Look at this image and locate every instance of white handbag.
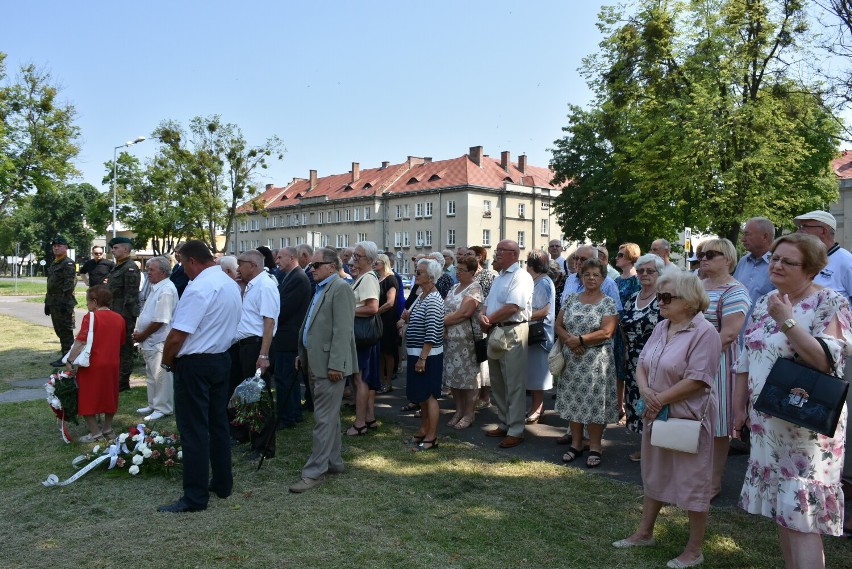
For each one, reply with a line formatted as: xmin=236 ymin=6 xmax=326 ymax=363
xmin=62 ymin=311 xmax=94 ymax=367
xmin=547 ymin=340 xmax=565 ymax=376
xmin=649 ymin=390 xmax=712 ymax=454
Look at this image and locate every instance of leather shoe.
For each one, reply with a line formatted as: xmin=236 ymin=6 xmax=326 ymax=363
xmin=49 ymin=359 xmax=65 ymax=368
xmin=499 ymin=435 xmax=524 ymax=448
xmin=208 ymin=482 xmax=231 ymax=499
xmin=157 ymin=499 xmax=205 ymax=513
xmin=289 ymin=477 xmax=324 ymax=493
xmin=484 ymin=427 xmax=508 ymax=438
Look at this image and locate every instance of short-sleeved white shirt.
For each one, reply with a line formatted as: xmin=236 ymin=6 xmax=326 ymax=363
xmin=352 ymin=271 xmax=380 ymax=308
xmin=235 ymin=271 xmax=280 ymax=341
xmin=172 ymin=265 xmax=242 ymax=357
xmin=134 ymin=278 xmax=178 ymax=351
xmin=484 ymin=262 xmax=533 ymax=322
xmin=815 ymin=244 xmax=852 ymax=302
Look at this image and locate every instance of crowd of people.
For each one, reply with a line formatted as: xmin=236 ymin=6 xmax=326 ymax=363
xmin=44 ymin=208 xmax=852 ymax=567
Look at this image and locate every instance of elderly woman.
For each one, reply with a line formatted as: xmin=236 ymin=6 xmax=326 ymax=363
xmin=403 ymin=258 xmax=445 ymax=450
xmin=466 ymin=245 xmax=495 ymax=409
xmin=525 ymin=250 xmax=556 ymax=423
xmin=734 ymin=233 xmax=851 ymax=568
xmin=555 ymin=258 xmax=619 ymax=467
xmin=374 ymin=253 xmax=400 ymax=393
xmin=64 ymin=285 xmax=126 ymax=442
xmin=620 ymin=253 xmax=665 ymax=461
xmin=614 ymin=270 xmax=721 ymax=569
xmin=698 ymin=237 xmax=751 ymax=497
xmin=346 ymin=241 xmax=382 ymax=436
xmin=442 ymin=256 xmax=483 ymax=429
xmin=218 ymin=255 xmax=245 ymax=293
xmin=614 ymin=242 xmax=642 ymax=421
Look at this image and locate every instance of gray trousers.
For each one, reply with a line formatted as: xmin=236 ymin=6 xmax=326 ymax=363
xmin=301 ymin=372 xmax=347 ymax=479
xmin=487 ymin=323 xmax=529 ymax=438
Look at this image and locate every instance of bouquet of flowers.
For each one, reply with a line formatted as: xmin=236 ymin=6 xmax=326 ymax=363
xmin=45 ymin=371 xmax=79 ymax=443
xmin=229 ymin=369 xmax=274 ymax=433
xmin=42 ymin=423 xmax=182 ymax=487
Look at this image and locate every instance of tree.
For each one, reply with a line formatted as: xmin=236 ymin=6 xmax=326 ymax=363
xmin=551 ymin=1 xmax=840 ymax=247
xmin=0 ymin=53 xmax=81 ymax=214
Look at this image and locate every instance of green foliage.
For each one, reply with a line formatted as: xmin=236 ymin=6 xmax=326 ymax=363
xmin=551 ymin=0 xmax=840 ymax=246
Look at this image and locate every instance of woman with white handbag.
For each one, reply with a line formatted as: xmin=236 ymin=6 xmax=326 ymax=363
xmin=613 ymin=270 xmax=721 ymax=569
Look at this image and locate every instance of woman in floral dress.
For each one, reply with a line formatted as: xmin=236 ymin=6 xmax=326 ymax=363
xmin=554 ymin=258 xmax=619 ymax=468
xmin=614 ymin=242 xmax=642 ymax=421
xmin=734 ymin=233 xmax=851 ymax=569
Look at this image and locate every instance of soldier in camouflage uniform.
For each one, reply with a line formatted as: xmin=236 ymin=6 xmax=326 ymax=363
xmin=46 ymin=235 xmax=78 ymax=367
xmin=107 ymin=237 xmax=141 ymax=391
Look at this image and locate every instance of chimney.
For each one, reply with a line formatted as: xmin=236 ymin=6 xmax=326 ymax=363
xmin=265 ymin=183 xmax=274 ymax=191
xmin=309 ymin=169 xmax=317 ymax=190
xmin=351 ymin=162 xmax=360 ymax=183
xmin=500 ymin=151 xmax=511 ymax=172
xmin=518 ymin=154 xmax=527 ymax=174
xmin=469 ymin=146 xmax=483 ymax=167
xmin=424 ymin=157 xmax=432 ymax=164
xmin=381 ymin=161 xmax=390 ymax=169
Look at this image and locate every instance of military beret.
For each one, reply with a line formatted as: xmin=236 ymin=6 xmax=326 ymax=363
xmin=108 ymin=236 xmax=133 ymax=247
xmin=51 ymin=235 xmax=69 ymax=245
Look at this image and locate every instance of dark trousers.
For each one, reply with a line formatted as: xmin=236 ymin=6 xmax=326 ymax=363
xmin=229 ymin=340 xmax=276 ymax=456
xmin=273 ymin=350 xmax=302 ymax=426
xmin=119 ymin=316 xmax=136 ymax=389
xmin=174 ymin=352 xmax=232 ymax=510
xmin=49 ymin=305 xmax=75 ymax=354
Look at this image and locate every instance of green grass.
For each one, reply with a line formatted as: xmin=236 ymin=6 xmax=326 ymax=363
xmin=0 ymin=314 xmax=847 ymax=569
xmin=0 ymin=279 xmax=48 ymax=296
xmin=0 ymin=314 xmax=64 ymax=386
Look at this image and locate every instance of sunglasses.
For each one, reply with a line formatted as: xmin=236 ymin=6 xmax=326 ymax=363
xmin=697 ymin=250 xmax=724 ymax=260
xmin=616 ymin=252 xmax=625 ymax=258
xmin=636 ymin=268 xmax=657 ymax=275
xmin=656 ymin=292 xmax=682 ymax=305
xmin=310 ymin=261 xmax=332 ymax=270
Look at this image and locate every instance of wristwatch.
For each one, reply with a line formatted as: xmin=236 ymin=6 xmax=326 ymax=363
xmin=780 ymin=318 xmax=797 ymax=333
xmin=161 ymin=363 xmax=173 ymax=372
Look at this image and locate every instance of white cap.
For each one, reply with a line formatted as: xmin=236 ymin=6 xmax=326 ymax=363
xmin=793 ymin=210 xmax=836 ymax=230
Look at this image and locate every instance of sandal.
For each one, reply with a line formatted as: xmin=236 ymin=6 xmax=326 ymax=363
xmin=365 ymin=419 xmax=378 ymax=430
xmin=412 ymin=439 xmax=438 ymax=452
xmin=556 ymin=433 xmax=572 ymax=445
xmin=101 ymin=429 xmax=115 ymax=439
xmin=562 ymin=446 xmax=583 ymax=463
xmin=413 ymin=409 xmax=422 ymax=418
xmin=629 ymin=451 xmax=641 ymax=462
xmin=447 ymin=414 xmax=461 ymax=427
xmin=454 ymin=416 xmax=473 ymax=430
xmin=400 ymin=402 xmax=420 ymax=413
xmin=525 ymin=412 xmax=541 ymax=424
xmin=345 ymin=424 xmax=368 ymax=436
xmin=78 ymin=432 xmax=104 ymax=443
xmin=586 ymin=450 xmax=602 ymax=468
xmin=403 ymin=434 xmax=425 ymax=445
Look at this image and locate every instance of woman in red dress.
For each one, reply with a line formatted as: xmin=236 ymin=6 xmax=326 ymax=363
xmin=64 ymin=285 xmax=126 ymax=442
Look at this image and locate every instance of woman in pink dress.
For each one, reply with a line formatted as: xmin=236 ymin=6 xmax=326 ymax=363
xmin=613 ymin=270 xmax=721 ymax=569
xmin=64 ymin=285 xmax=126 ymax=442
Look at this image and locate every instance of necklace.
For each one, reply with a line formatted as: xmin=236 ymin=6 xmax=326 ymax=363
xmin=638 ymin=289 xmax=654 ymax=300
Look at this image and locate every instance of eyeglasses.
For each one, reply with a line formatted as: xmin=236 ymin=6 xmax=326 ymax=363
xmin=769 ymin=256 xmax=803 ymax=268
xmin=574 ymin=256 xmax=588 ymax=263
xmin=796 ymin=223 xmax=824 ymax=231
xmin=656 ymin=292 xmax=682 ymax=305
xmin=697 ymin=250 xmax=724 ymax=260
xmin=616 ymin=252 xmax=625 ymax=258
xmin=310 ymin=261 xmax=332 ymax=270
xmin=636 ymin=268 xmax=657 ymax=275
xmin=581 ymin=272 xmax=601 ymax=279
xmin=237 ymin=259 xmax=255 ymax=265
xmin=351 ymin=253 xmax=365 ymax=261
xmin=494 ymin=248 xmax=517 ymax=254
xmin=92 ymin=251 xmax=104 ymax=256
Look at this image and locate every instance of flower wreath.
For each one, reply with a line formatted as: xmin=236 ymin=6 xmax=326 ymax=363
xmin=45 ymin=371 xmax=79 ymax=443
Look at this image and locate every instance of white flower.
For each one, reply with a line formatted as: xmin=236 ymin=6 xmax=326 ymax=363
xmin=154 ymin=436 xmax=164 ymax=444
xmin=92 ymin=445 xmax=100 ymax=454
xmin=128 ymin=465 xmax=140 ymax=475
xmin=132 ymin=454 xmax=144 ymax=465
xmin=141 ymin=448 xmax=152 ymax=459
xmin=45 ymin=384 xmax=55 ymax=395
xmin=132 ymin=434 xmax=143 ymax=442
xmin=136 ymin=442 xmax=148 ymax=453
xmin=118 ymin=433 xmax=129 ymax=443
xmin=176 ymin=451 xmax=183 ymax=460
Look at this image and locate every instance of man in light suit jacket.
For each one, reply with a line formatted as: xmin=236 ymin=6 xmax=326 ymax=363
xmin=289 ymin=248 xmax=358 ymax=493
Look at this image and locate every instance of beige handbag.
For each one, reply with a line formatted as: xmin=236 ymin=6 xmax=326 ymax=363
xmin=547 ymin=340 xmax=565 ymax=376
xmin=649 ymin=390 xmax=712 ymax=454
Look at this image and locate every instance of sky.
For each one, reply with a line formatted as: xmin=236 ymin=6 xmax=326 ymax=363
xmin=3 ymin=1 xmax=610 ymax=193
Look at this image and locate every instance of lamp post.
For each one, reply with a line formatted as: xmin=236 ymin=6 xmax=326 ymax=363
xmin=111 ymin=136 xmax=147 ymax=239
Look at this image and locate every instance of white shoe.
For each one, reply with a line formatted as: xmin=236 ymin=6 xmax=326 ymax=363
xmin=137 ymin=407 xmax=153 ymax=414
xmin=144 ymin=411 xmax=165 ymax=421
xmin=667 ymin=553 xmax=704 ymax=568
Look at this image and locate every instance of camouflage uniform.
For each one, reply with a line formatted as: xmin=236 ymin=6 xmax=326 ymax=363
xmin=46 ymin=254 xmax=77 ymax=354
xmin=108 ymin=258 xmax=141 ymax=390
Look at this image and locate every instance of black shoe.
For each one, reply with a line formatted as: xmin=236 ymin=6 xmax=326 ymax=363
xmin=157 ymin=499 xmax=205 ymax=513
xmin=49 ymin=359 xmax=65 ymax=368
xmin=208 ymin=482 xmax=231 ymax=500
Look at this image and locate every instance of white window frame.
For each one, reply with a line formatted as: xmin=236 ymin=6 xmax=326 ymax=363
xmin=394 ymin=232 xmax=403 ymax=247
xmin=415 ymin=203 xmax=423 ymax=218
xmin=541 ymin=219 xmax=549 ymax=235
xmin=518 ymin=203 xmax=526 ymax=218
xmin=396 ymin=205 xmax=403 ymax=220
xmin=518 ymin=231 xmax=526 ymax=248
xmin=482 ymin=229 xmax=491 ymax=247
xmin=425 ymin=202 xmax=433 ymax=217
xmin=447 ymin=200 xmax=456 ymax=216
xmin=425 ymin=230 xmax=433 ymax=246
xmin=364 ymin=207 xmax=371 ymax=220
xmin=447 ymin=229 xmax=456 ymax=246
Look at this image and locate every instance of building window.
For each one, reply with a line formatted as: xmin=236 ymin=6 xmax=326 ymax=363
xmin=416 ymin=230 xmax=425 ymax=247
xmin=447 ymin=229 xmax=456 ymax=246
xmin=403 ymin=232 xmax=410 ymax=247
xmin=354 ymin=208 xmax=360 ymax=221
xmin=518 ymin=203 xmax=526 ymax=218
xmin=344 ymin=209 xmax=351 ymax=222
xmin=364 ymin=207 xmax=371 ymax=220
xmin=541 ymin=219 xmax=548 ymax=235
xmin=336 ymin=210 xmax=342 ymax=222
xmin=336 ymin=234 xmax=344 ymax=248
xmin=403 ymin=204 xmax=410 ymax=219
xmin=484 ymin=200 xmax=491 ymax=213
xmin=328 ymin=210 xmax=333 ymax=223
xmin=239 ymin=240 xmax=246 ymax=251
xmin=267 ymin=238 xmax=274 ymax=247
xmin=425 ymin=230 xmax=433 ymax=246
xmin=295 ymin=236 xmax=303 ymax=245
xmin=240 ymin=220 xmax=248 ymax=231
xmin=321 ymin=235 xmax=329 ymax=247
xmin=251 ymin=219 xmax=260 ymax=231
xmin=396 ymin=205 xmax=403 ymax=220
xmin=415 ymin=203 xmax=423 ymax=218
xmin=357 ymin=232 xmax=367 ymax=242
xmin=447 ymin=201 xmax=456 ymax=216
xmin=302 ymin=213 xmax=308 ymax=225
xmin=318 ymin=211 xmax=324 ymax=225
xmin=280 ymin=237 xmax=286 ymax=248
xmin=518 ymin=231 xmax=525 ymax=248
xmin=482 ymin=229 xmax=491 ymax=247
xmin=425 ymin=202 xmax=433 ymax=217
xmin=395 ymin=232 xmax=403 ymax=247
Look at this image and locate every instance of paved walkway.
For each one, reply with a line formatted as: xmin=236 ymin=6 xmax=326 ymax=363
xmin=0 ymin=293 xmax=748 ymax=508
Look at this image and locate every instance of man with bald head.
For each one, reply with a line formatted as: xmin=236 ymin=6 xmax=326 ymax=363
xmin=548 ymin=239 xmax=567 ymax=274
xmin=560 ymin=245 xmax=623 ymax=311
xmin=479 ymin=239 xmax=534 ymax=449
xmin=650 ymin=239 xmax=672 ymax=267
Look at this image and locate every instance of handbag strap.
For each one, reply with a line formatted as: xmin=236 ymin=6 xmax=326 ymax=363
xmin=85 ymin=311 xmax=95 ymax=347
xmin=814 ymin=337 xmax=839 ymax=378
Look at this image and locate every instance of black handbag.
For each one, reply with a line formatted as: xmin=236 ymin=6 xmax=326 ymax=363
xmin=470 ymin=319 xmax=488 ymax=364
xmin=527 ymin=321 xmax=546 ymax=345
xmin=354 ymin=315 xmax=382 ymax=349
xmin=753 ymin=337 xmax=849 ymax=437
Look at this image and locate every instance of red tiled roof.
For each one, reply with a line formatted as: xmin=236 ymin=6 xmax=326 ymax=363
xmin=239 ymin=148 xmax=561 ymax=213
xmin=833 ymin=150 xmax=852 ymax=180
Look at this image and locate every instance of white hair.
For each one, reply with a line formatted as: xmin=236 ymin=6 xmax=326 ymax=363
xmin=354 ymin=240 xmax=378 ymax=262
xmin=417 ymin=258 xmax=442 ymax=282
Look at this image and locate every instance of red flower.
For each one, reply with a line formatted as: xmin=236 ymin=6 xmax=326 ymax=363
xmin=128 ymin=426 xmax=139 ymax=436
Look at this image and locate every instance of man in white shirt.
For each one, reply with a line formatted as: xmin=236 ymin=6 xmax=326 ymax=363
xmin=650 ymin=238 xmax=673 ymax=267
xmin=596 ymin=245 xmax=621 ymax=281
xmin=479 ymin=239 xmax=534 ymax=449
xmin=560 ymin=245 xmax=623 ymax=311
xmin=132 ymin=256 xmax=178 ymax=422
xmin=794 ymin=210 xmax=852 ymax=301
xmin=158 ymin=240 xmax=242 ymax=513
xmin=549 ymin=239 xmax=567 ymax=274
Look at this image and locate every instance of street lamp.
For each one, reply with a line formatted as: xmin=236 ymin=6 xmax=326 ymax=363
xmin=111 ymin=136 xmax=147 ymax=239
